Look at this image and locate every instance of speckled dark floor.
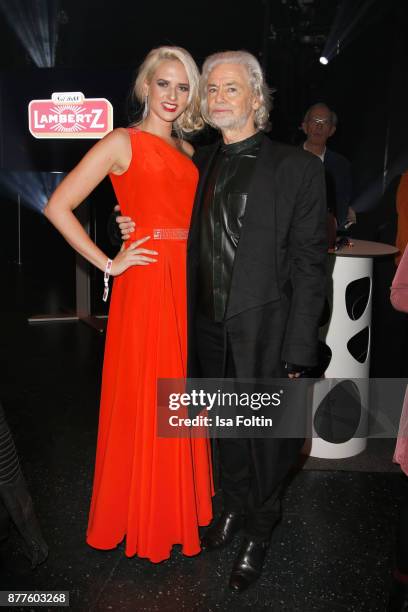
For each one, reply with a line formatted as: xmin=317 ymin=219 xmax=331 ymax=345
xmin=0 ymin=466 xmax=403 ymax=611
xmin=0 ymin=267 xmax=405 ymax=611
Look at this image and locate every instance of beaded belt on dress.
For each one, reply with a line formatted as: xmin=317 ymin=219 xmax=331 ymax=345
xmin=152 ymin=228 xmax=189 ymax=240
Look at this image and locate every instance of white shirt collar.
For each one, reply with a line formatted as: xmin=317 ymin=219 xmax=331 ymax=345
xmin=303 ymin=142 xmax=326 ymax=162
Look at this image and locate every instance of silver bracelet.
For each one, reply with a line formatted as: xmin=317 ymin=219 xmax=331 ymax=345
xmin=103 ymin=258 xmax=113 ymax=302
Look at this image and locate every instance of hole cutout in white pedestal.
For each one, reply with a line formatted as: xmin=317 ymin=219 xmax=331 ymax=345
xmin=314 ymin=380 xmax=361 ymax=443
xmin=347 ymin=327 xmax=369 ymax=363
xmin=345 ymin=277 xmax=371 ymax=320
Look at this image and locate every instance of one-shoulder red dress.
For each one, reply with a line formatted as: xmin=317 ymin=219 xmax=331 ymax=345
xmin=86 ymin=129 xmax=213 ymax=563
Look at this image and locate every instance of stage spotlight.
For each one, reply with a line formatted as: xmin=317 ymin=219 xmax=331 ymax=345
xmin=0 ymin=0 xmax=60 ymax=68
xmin=319 ymin=56 xmax=329 ymax=65
xmin=0 ymin=171 xmax=65 ymax=213
xmin=320 ymin=0 xmax=384 ymax=68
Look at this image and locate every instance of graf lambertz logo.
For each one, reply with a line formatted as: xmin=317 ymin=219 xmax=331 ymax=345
xmin=28 ymin=92 xmax=113 ymax=139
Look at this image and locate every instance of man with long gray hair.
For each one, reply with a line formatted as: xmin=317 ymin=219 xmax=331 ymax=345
xmin=116 ymin=50 xmax=327 ymax=592
xmin=190 ymin=50 xmax=326 ymax=591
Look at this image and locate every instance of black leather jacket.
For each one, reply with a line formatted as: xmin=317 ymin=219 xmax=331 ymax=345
xmin=197 ymin=131 xmax=263 ymax=321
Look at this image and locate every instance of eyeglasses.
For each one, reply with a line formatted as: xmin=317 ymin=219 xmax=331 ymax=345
xmin=308 ymin=118 xmax=332 ymax=126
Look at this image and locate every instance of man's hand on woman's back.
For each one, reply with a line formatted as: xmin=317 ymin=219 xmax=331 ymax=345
xmin=109 ymin=204 xmax=136 ymax=243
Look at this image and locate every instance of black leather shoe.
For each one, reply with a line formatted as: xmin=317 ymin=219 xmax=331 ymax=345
xmin=200 ymin=511 xmax=245 ymax=551
xmin=229 ymin=537 xmax=269 ymax=592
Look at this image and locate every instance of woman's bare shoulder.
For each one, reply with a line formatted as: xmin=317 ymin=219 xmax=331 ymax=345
xmin=104 ymin=127 xmax=131 ymax=146
xmin=101 ymin=128 xmax=132 ymax=174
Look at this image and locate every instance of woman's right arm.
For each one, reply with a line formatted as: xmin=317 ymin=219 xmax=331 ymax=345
xmin=43 ymin=128 xmax=157 ymax=275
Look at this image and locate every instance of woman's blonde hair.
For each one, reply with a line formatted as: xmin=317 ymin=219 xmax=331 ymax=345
xmin=131 ymin=46 xmax=203 ymax=134
xmin=200 ymin=50 xmax=273 ymax=131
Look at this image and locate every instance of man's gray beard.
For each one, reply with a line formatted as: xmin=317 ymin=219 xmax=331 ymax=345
xmin=209 ymin=109 xmax=252 ymax=131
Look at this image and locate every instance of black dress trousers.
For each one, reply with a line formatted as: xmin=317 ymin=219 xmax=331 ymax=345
xmin=195 ymin=312 xmax=284 ymax=540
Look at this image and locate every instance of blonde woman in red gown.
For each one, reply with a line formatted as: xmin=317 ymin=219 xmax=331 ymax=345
xmin=44 ymin=47 xmax=213 ymax=563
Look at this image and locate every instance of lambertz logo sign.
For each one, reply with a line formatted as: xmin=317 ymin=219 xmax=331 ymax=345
xmin=28 ymin=92 xmax=113 ymax=139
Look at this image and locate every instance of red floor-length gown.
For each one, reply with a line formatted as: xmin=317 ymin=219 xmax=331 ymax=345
xmin=86 ymin=129 xmax=213 ymax=562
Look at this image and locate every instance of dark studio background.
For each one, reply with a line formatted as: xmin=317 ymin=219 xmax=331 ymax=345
xmin=1 ymin=0 xmax=408 ymax=373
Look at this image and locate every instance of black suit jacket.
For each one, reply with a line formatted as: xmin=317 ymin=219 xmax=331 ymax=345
xmin=187 ymin=133 xmax=328 ymax=378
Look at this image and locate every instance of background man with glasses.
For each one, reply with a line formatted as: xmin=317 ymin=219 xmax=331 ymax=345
xmin=302 ymin=102 xmax=354 ymax=228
